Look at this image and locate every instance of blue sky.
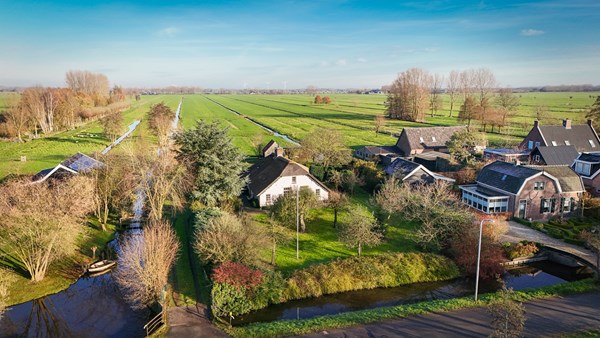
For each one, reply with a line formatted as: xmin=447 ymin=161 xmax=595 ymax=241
xmin=1 ymin=0 xmax=599 ymax=88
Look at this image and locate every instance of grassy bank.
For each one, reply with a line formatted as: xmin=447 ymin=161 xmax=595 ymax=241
xmin=225 ymin=278 xmax=600 ymax=338
xmin=4 ymin=220 xmax=116 ymax=306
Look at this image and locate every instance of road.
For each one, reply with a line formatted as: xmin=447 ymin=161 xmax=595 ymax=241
xmin=296 ymin=292 xmax=600 ymax=338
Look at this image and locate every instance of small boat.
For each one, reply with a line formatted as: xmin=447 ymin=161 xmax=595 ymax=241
xmin=88 ymin=260 xmax=116 ymax=274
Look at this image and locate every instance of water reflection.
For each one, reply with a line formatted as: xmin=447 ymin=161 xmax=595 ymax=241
xmin=232 ymin=261 xmax=594 ymax=326
xmin=1 ymin=273 xmax=149 ymax=338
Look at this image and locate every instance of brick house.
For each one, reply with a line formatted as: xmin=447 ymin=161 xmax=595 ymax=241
xmin=520 ymin=119 xmax=600 ymax=152
xmin=572 ymin=152 xmax=600 ymax=195
xmin=459 ymin=161 xmax=584 ymax=221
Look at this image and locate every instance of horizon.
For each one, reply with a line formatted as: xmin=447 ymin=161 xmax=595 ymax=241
xmin=1 ymin=0 xmax=599 ymax=89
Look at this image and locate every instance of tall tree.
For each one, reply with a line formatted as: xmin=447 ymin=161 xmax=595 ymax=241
xmin=338 ymin=205 xmax=382 ymax=256
xmin=386 ymin=68 xmax=432 ymax=122
xmin=447 ymin=70 xmax=460 ymax=117
xmin=174 ymin=121 xmax=247 ymax=208
xmin=495 ymin=88 xmax=519 ymax=134
xmin=458 ymin=96 xmax=478 ymax=130
xmin=0 ymin=176 xmax=95 ymax=281
xmin=487 ymin=286 xmax=526 ymax=338
xmin=298 ymin=128 xmax=351 ymax=169
xmin=100 ymin=111 xmax=123 ymax=142
xmin=65 ymin=70 xmax=110 ymax=106
xmin=447 ymin=129 xmax=487 ymax=165
xmin=374 ymin=115 xmax=386 ymax=136
xmin=327 ymin=190 xmax=349 ymax=228
xmin=148 ymin=102 xmax=175 ymax=147
xmin=472 ymin=68 xmax=497 ymax=129
xmin=429 ymin=73 xmax=444 ymax=117
xmin=114 ymin=220 xmax=180 ymax=309
xmin=4 ymin=93 xmax=32 ymax=141
xmin=270 ymin=186 xmax=320 ymax=232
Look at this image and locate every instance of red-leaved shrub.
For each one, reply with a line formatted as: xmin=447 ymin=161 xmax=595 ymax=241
xmin=212 ymin=262 xmax=262 ymax=290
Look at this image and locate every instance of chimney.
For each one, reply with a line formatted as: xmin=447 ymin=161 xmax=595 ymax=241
xmin=563 ymin=118 xmax=571 ymax=129
xmin=588 ymin=119 xmax=593 ymax=126
xmin=533 ymin=120 xmax=539 ymax=128
xmin=275 ymin=147 xmax=284 ymax=157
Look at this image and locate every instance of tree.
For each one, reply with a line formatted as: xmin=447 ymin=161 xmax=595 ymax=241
xmin=586 ymin=96 xmax=600 ymax=128
xmin=429 ymin=73 xmax=444 ymax=117
xmin=450 ymin=223 xmax=505 ymax=279
xmin=322 ymin=96 xmax=331 ymax=104
xmin=100 ymin=111 xmax=123 ymax=142
xmin=534 ymin=105 xmax=548 ymax=122
xmin=338 ymin=205 xmax=382 ymax=256
xmin=298 ymin=128 xmax=351 ymax=169
xmin=148 ymin=102 xmax=175 ymax=147
xmin=327 ymin=190 xmax=349 ymax=228
xmin=386 ymin=68 xmax=431 ymax=122
xmin=458 ymin=96 xmax=478 ymax=130
xmin=266 ymin=217 xmax=289 ymax=265
xmin=472 ymin=68 xmax=497 ymax=116
xmin=374 ymin=115 xmax=386 ymax=136
xmin=194 ymin=212 xmax=265 ymax=265
xmin=488 ymin=286 xmax=526 ymax=338
xmin=447 ymin=70 xmax=460 ymax=117
xmin=447 ymin=129 xmax=487 ymax=165
xmin=65 ymin=70 xmax=110 ymax=106
xmin=495 ymin=88 xmax=519 ymax=134
xmin=114 ymin=220 xmax=180 ymax=309
xmin=3 ymin=93 xmax=32 ymax=141
xmin=0 ymin=176 xmax=95 ymax=281
xmin=270 ymin=186 xmax=320 ymax=232
xmin=314 ymin=95 xmax=323 ymax=104
xmin=174 ymin=121 xmax=247 ymax=208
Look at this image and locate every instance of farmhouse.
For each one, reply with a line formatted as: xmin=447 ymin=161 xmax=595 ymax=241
xmin=395 ymin=125 xmax=467 ymax=156
xmin=245 ymin=153 xmax=330 ymax=207
xmin=33 ymin=152 xmax=104 ymax=183
xmin=460 ymin=161 xmax=584 ymax=221
xmin=529 ymin=145 xmax=579 ymax=166
xmin=384 ymin=158 xmax=454 ymax=184
xmin=520 ymin=119 xmax=600 ymax=152
xmin=571 ymin=152 xmax=600 ymax=195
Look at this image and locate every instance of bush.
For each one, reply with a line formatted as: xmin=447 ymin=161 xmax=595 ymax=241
xmin=213 ymin=262 xmax=263 ymax=290
xmin=309 ymin=165 xmax=326 ymax=181
xmin=504 ymin=241 xmax=539 ymax=260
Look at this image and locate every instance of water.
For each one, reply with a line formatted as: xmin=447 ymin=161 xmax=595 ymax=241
xmin=232 ymin=261 xmax=594 ymax=326
xmin=0 ymin=273 xmax=149 ymax=338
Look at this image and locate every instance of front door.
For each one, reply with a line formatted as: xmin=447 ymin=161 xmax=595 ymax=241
xmin=518 ymin=199 xmax=527 ymax=219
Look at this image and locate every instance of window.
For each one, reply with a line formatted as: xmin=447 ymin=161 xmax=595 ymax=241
xmin=589 ymin=140 xmax=596 ymax=148
xmin=575 ymin=162 xmax=591 ymax=176
xmin=432 ymin=136 xmax=437 ymax=142
xmin=535 ymin=142 xmax=541 ymax=148
xmin=570 ymin=197 xmax=576 ymax=212
xmin=534 ymin=155 xmax=541 ymax=162
xmin=565 ymin=140 xmax=571 ymax=146
xmin=528 ymin=141 xmax=534 ymax=149
xmin=551 ymin=141 xmax=557 ymax=146
xmin=266 ymin=194 xmax=272 ymax=205
xmin=419 ymin=137 xmax=424 ymax=143
xmin=540 ymin=198 xmax=555 ymax=213
xmin=534 ymin=182 xmax=545 ymax=190
xmin=501 ymin=174 xmax=507 ymax=181
xmin=292 ymin=176 xmax=297 ymax=184
xmin=283 ymin=187 xmax=292 ymax=196
xmin=315 ymin=189 xmax=320 ymax=198
xmin=561 ymin=197 xmax=570 ymax=212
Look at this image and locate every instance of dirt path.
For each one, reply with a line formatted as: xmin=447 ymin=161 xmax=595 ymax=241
xmin=295 ymin=292 xmax=600 ymax=338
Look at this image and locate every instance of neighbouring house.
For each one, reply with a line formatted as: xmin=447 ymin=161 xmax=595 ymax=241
xmin=395 ymin=125 xmax=467 ymax=156
xmin=529 ymin=145 xmax=579 ymax=166
xmin=413 ymin=151 xmax=452 ymax=172
xmin=459 ymin=161 xmax=584 ymax=220
xmin=262 ymin=140 xmax=280 ymax=157
xmin=33 ymin=152 xmax=104 ymax=183
xmin=353 ymin=145 xmax=402 ymax=164
xmin=572 ymin=152 xmax=600 ymax=195
xmin=520 ymin=119 xmax=600 ymax=152
xmin=484 ymin=148 xmax=530 ymax=164
xmin=384 ymin=158 xmax=455 ymax=185
xmin=245 ymin=153 xmax=330 ymax=207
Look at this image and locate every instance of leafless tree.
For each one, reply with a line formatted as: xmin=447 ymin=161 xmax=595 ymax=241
xmin=65 ymin=70 xmax=110 ymax=106
xmin=0 ymin=176 xmax=95 ymax=281
xmin=328 ymin=190 xmax=349 ymax=227
xmin=459 ymin=96 xmax=478 ymax=130
xmin=459 ymin=69 xmax=475 ymax=101
xmin=3 ymin=93 xmax=32 ymax=141
xmin=488 ymin=286 xmax=526 ymax=338
xmin=338 ymin=205 xmax=382 ymax=256
xmin=194 ymin=212 xmax=265 ymax=265
xmin=148 ymin=102 xmax=175 ymax=147
xmin=495 ymin=88 xmax=519 ymax=134
xmin=374 ymin=115 xmax=386 ymax=136
xmin=447 ymin=70 xmax=460 ymax=117
xmin=429 ymin=73 xmax=444 ymax=117
xmin=472 ymin=68 xmax=497 ymax=129
xmin=297 ymin=128 xmax=352 ymax=168
xmin=114 ymin=220 xmax=180 ymax=309
xmin=386 ymin=68 xmax=432 ymax=122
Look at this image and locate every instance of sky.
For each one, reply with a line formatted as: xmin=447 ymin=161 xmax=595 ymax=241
xmin=1 ymin=0 xmax=599 ymax=89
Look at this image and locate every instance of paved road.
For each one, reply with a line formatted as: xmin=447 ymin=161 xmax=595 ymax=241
xmin=502 ymin=221 xmax=597 ymax=268
xmin=296 ymin=292 xmax=600 ymax=338
xmin=166 ymin=303 xmax=229 ymax=338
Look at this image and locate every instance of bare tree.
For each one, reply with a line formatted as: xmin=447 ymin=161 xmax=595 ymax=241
xmin=148 ymin=102 xmax=175 ymax=147
xmin=386 ymin=68 xmax=432 ymax=122
xmin=114 ymin=220 xmax=180 ymax=309
xmin=447 ymin=70 xmax=460 ymax=117
xmin=495 ymin=88 xmax=519 ymax=134
xmin=472 ymin=68 xmax=497 ymax=129
xmin=534 ymin=105 xmax=548 ymax=122
xmin=374 ymin=115 xmax=386 ymax=136
xmin=100 ymin=111 xmax=123 ymax=142
xmin=488 ymin=286 xmax=526 ymax=338
xmin=266 ymin=217 xmax=289 ymax=265
xmin=338 ymin=205 xmax=382 ymax=256
xmin=194 ymin=212 xmax=265 ymax=265
xmin=65 ymin=70 xmax=110 ymax=106
xmin=0 ymin=176 xmax=95 ymax=281
xmin=3 ymin=93 xmax=32 ymax=141
xmin=429 ymin=73 xmax=444 ymax=117
xmin=459 ymin=69 xmax=475 ymax=101
xmin=298 ymin=128 xmax=351 ymax=168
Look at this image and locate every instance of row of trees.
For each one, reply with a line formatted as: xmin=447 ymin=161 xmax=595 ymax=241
xmin=0 ymin=71 xmax=128 ymax=141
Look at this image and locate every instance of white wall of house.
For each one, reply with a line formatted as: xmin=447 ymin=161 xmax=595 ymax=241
xmin=258 ymin=174 xmax=329 ymax=207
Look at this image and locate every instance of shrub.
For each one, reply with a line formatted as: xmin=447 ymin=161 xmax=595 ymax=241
xmin=309 ymin=165 xmax=326 ymax=181
xmin=213 ymin=262 xmax=263 ymax=290
xmin=504 ymin=241 xmax=539 ymax=260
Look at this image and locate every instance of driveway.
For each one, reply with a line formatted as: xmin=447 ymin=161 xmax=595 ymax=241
xmin=502 ymin=221 xmax=597 ymax=268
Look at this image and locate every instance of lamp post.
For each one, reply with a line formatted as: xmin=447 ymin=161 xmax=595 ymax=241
xmin=295 ymin=185 xmax=299 ymax=260
xmin=475 ymin=218 xmax=495 ymax=302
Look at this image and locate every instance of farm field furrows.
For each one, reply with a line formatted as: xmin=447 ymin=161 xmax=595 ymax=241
xmin=179 ymin=95 xmax=292 ymax=155
xmin=208 ymin=95 xmax=398 ymax=148
xmin=0 ymin=95 xmax=180 ymax=180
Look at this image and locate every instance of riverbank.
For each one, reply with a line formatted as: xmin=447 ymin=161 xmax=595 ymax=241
xmin=5 ymin=220 xmax=116 ymax=306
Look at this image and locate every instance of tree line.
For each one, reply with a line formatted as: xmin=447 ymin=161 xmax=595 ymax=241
xmin=0 ymin=70 xmax=129 ymax=141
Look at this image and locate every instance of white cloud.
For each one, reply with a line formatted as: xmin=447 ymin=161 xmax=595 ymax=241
xmin=357 ymin=57 xmax=367 ymax=63
xmin=335 ymin=59 xmax=347 ymax=66
xmin=521 ymin=28 xmax=545 ymax=36
xmin=158 ymin=27 xmax=179 ymax=37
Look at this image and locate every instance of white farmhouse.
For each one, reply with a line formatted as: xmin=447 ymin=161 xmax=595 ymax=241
xmin=245 ymin=153 xmax=330 ymax=207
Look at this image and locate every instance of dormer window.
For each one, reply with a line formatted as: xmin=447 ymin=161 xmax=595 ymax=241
xmin=575 ymin=162 xmax=591 ymax=176
xmin=589 ymin=140 xmax=596 ymax=148
xmin=551 ymin=141 xmax=557 ymax=146
xmin=565 ymin=140 xmax=571 ymax=146
xmin=419 ymin=137 xmax=424 ymax=143
xmin=432 ymin=136 xmax=436 ymax=142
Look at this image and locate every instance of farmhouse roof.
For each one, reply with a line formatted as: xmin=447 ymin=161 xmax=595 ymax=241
xmin=60 ymin=152 xmax=104 ymax=172
xmin=525 ymin=165 xmax=584 ymax=193
xmin=536 ymin=119 xmax=600 ymax=152
xmin=384 ymin=157 xmax=421 ymax=176
xmin=246 ymin=155 xmax=328 ymax=195
xmin=533 ymin=145 xmax=579 ymax=165
xmin=477 ymin=161 xmax=540 ymax=194
xmin=360 ymin=145 xmax=402 ymax=155
xmin=401 ymin=126 xmax=466 ymax=151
